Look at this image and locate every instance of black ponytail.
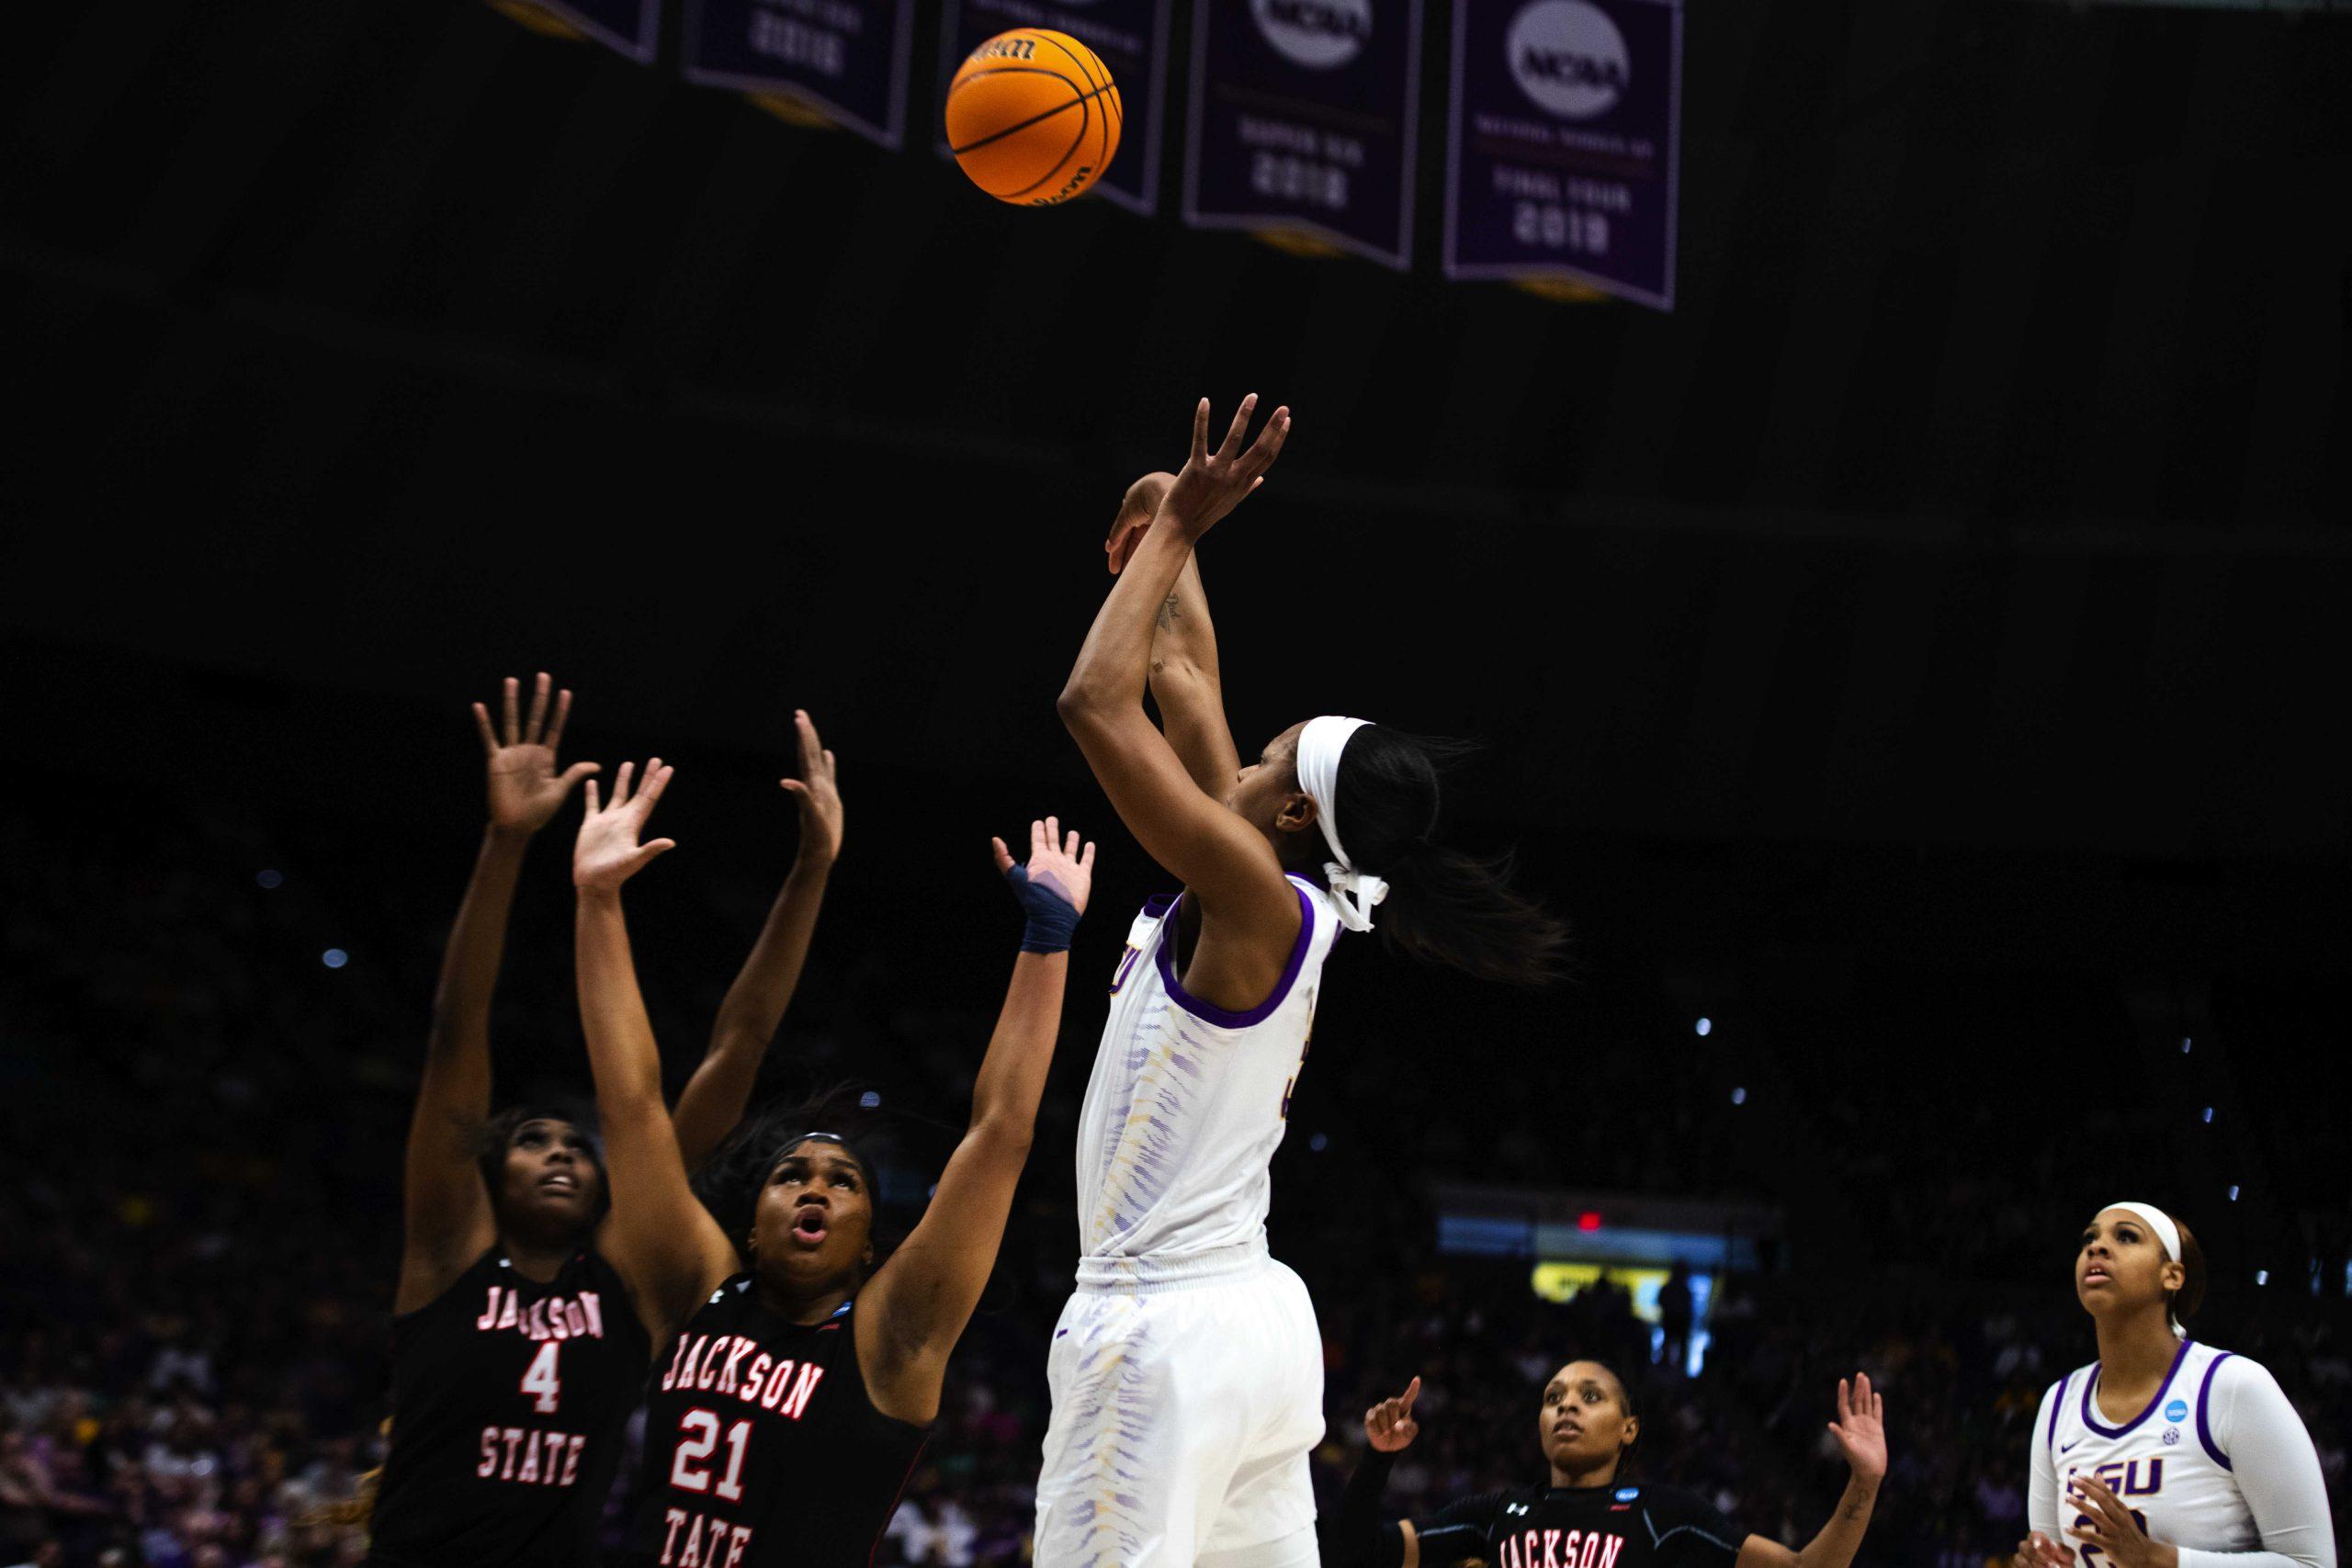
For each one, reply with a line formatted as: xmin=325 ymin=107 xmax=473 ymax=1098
xmin=1328 ymin=728 xmax=1568 ymax=986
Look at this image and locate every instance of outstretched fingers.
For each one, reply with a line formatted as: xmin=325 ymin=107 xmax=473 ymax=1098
xmin=1190 ymin=397 xmax=1211 ymax=464
xmin=1243 ymin=406 xmax=1291 ymax=478
xmin=635 ymin=760 xmax=673 ymax=814
xmin=611 ymin=761 xmax=636 ymax=808
xmin=991 ymin=836 xmax=1015 ymax=875
xmin=796 ymin=709 xmax=827 ymax=776
xmin=501 ymin=676 xmax=521 ymax=746
xmin=523 ymin=671 xmax=550 ymax=743
xmin=544 ymin=687 xmax=574 ymax=754
xmin=472 ymin=700 xmax=499 ymax=755
xmin=1218 ymin=393 xmax=1259 ymax=460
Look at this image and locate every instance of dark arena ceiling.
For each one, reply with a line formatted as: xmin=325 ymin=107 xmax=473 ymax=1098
xmin=3 ymin=0 xmax=2346 ymax=874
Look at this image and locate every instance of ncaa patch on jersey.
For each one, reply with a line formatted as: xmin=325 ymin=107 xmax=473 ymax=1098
xmin=2165 ymin=1399 xmax=2190 ymax=1422
xmin=1614 ymin=1486 xmax=1640 ymax=1501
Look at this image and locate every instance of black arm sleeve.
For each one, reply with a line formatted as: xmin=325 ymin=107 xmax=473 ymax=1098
xmin=1409 ymin=1490 xmax=1510 ymax=1566
xmin=1640 ymin=1483 xmax=1747 ymax=1563
xmin=1317 ymin=1450 xmax=1405 ymax=1568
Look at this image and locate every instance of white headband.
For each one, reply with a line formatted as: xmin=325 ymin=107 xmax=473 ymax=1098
xmin=2104 ymin=1201 xmax=2188 ymax=1338
xmin=1295 ymin=716 xmax=1387 ymax=933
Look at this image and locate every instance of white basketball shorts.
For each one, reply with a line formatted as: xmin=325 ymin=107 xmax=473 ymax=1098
xmin=1033 ymin=1241 xmax=1325 ymax=1568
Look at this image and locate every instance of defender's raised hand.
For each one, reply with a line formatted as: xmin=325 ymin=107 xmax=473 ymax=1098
xmin=778 ymin=709 xmax=843 ymax=867
xmin=1364 ymin=1376 xmax=1423 ymax=1454
xmin=1159 ymin=395 xmax=1291 ymax=539
xmin=994 ymin=817 xmax=1095 ymax=914
xmin=1827 ymin=1374 xmax=1888 ymax=1484
xmin=574 ymin=761 xmax=677 ymax=895
xmin=993 ymin=818 xmax=1096 ymax=955
xmin=474 ymin=672 xmax=598 ymax=836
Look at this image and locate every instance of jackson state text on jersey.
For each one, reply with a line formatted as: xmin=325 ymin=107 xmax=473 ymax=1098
xmin=468 ymin=1279 xmax=614 ymax=1487
xmin=1407 ymin=1482 xmax=1745 ymax=1568
xmin=627 ymin=1283 xmax=928 ymax=1568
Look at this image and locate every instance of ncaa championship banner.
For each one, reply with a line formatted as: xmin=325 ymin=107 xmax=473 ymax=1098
xmin=1183 ymin=0 xmax=1424 ymax=268
xmin=488 ymin=0 xmax=662 ymax=62
xmin=938 ymin=0 xmax=1171 ymax=215
xmin=1444 ymin=0 xmax=1681 ymax=309
xmin=685 ymin=0 xmax=917 ymax=146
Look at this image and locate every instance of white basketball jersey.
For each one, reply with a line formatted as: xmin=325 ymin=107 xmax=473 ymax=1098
xmin=2040 ymin=1341 xmax=2259 ymax=1557
xmin=1074 ymin=878 xmax=1340 ymax=1259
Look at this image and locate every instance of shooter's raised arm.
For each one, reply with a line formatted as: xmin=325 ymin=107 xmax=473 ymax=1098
xmin=1057 ymin=396 xmax=1291 ymax=921
xmin=1109 ymin=471 xmax=1242 ymax=801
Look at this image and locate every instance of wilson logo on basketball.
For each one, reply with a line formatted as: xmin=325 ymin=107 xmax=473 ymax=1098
xmin=1249 ymin=0 xmax=1372 ymax=71
xmin=1506 ymin=0 xmax=1630 ymax=121
xmin=1036 ymin=164 xmax=1098 ymax=207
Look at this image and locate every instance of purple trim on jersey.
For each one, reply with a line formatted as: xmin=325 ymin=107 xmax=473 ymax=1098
xmin=1142 ymin=893 xmax=1180 ymax=919
xmin=2194 ymin=1351 xmax=2235 ymax=1470
xmin=1152 ymin=884 xmax=1316 ymax=1029
xmin=2048 ymin=1372 xmax=2075 ymax=1451
xmin=2082 ymin=1338 xmax=2195 ymax=1439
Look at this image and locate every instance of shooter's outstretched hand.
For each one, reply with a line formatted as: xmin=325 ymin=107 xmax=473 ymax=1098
xmin=1159 ymin=395 xmax=1290 ymax=540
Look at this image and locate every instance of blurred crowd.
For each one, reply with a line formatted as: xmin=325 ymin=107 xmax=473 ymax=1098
xmin=5 ymin=788 xmax=2346 ymax=1567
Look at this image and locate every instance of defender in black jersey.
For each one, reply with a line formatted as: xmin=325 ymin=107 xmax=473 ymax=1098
xmin=369 ymin=682 xmax=842 ymax=1567
xmin=572 ymin=773 xmax=1094 ymax=1568
xmin=1321 ymin=1361 xmax=1887 ymax=1568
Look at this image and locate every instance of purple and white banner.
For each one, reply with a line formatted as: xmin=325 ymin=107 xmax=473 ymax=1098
xmin=492 ymin=0 xmax=662 ymax=62
xmin=1183 ymin=0 xmax=1423 ymax=268
xmin=937 ymin=0 xmax=1170 ymax=214
xmin=1444 ymin=0 xmax=1681 ymax=309
xmin=685 ymin=0 xmax=917 ymax=146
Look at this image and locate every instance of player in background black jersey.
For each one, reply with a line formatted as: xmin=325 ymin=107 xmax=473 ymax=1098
xmin=571 ymin=761 xmax=1094 ymax=1568
xmin=1321 ymin=1360 xmax=1887 ymax=1568
xmin=366 ymin=678 xmax=844 ymax=1568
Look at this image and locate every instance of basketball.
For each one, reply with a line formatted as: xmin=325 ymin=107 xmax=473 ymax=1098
xmin=945 ymin=29 xmax=1121 ymax=207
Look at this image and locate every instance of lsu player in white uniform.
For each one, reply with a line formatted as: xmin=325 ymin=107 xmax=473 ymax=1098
xmin=2018 ymin=1202 xmax=2335 ymax=1568
xmin=1043 ymin=397 xmax=1567 ymax=1568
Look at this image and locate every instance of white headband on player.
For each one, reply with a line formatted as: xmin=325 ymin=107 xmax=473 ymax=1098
xmin=2104 ymin=1201 xmax=2188 ymax=1338
xmin=1295 ymin=716 xmax=1387 ymax=934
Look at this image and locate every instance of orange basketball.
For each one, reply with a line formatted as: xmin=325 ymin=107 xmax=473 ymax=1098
xmin=946 ymin=29 xmax=1121 ymax=207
